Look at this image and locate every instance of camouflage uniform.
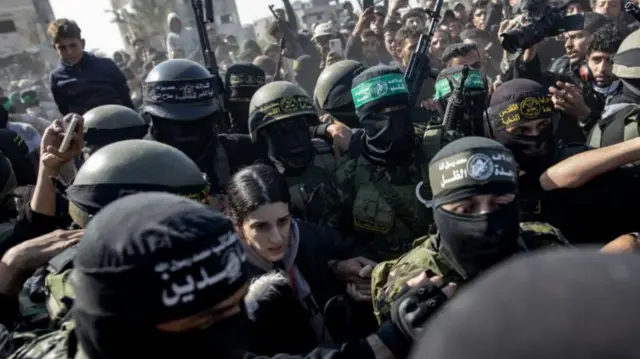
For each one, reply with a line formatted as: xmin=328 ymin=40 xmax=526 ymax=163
xmin=249 ymin=81 xmax=341 ymax=226
xmin=371 ymin=222 xmax=570 ymax=323
xmin=329 ymin=137 xmax=432 ymax=261
xmin=7 ymin=321 xmax=78 ymax=359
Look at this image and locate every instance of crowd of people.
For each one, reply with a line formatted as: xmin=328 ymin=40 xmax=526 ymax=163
xmin=0 ymin=0 xmax=640 ymax=357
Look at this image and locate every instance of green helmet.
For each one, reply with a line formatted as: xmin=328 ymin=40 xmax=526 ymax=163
xmin=83 ymin=105 xmax=148 ymax=156
xmin=314 ymin=60 xmax=364 ymax=110
xmin=67 ymin=139 xmax=209 ymax=227
xmin=612 ymin=28 xmax=640 ymax=79
xmin=248 ymin=81 xmax=316 ymax=142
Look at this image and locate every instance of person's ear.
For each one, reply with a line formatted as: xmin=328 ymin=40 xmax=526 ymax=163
xmin=234 ymin=224 xmax=246 ymax=242
xmin=80 ymin=38 xmax=86 ymax=50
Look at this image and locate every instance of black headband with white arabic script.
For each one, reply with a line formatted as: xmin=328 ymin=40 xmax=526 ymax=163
xmin=143 ymin=78 xmax=217 ymax=104
xmin=429 ymin=148 xmax=518 ymax=206
xmin=72 ymin=231 xmax=248 ymax=323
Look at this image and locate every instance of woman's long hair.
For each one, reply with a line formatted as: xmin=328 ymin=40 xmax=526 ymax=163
xmin=225 ymin=164 xmax=290 ymax=226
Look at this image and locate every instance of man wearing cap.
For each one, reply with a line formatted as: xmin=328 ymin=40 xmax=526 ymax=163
xmin=311 ymin=22 xmax=340 ymax=69
xmin=371 ymin=136 xmax=568 ymax=323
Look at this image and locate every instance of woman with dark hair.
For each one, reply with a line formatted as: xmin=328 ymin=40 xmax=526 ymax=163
xmin=226 ymin=163 xmax=378 ymax=355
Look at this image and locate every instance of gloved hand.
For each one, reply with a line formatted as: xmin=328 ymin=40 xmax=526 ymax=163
xmin=376 ymin=274 xmax=456 ymax=358
xmin=392 ymin=273 xmax=456 ymax=341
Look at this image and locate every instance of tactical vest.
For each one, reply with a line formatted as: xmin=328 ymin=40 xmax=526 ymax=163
xmin=588 ymin=104 xmax=640 ymax=148
xmin=370 ymin=221 xmax=570 ymax=323
xmin=287 ymin=139 xmax=336 ymax=222
xmin=8 ymin=321 xmax=77 ymax=359
xmin=44 ymin=246 xmax=77 ymax=327
xmin=350 ymin=140 xmax=430 ymax=260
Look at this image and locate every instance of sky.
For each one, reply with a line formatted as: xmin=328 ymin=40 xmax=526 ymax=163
xmin=47 ymin=0 xmax=422 ymax=55
xmin=49 ymin=0 xmax=126 ymax=56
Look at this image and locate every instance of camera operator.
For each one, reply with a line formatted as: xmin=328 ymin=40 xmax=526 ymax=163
xmin=558 ymin=23 xmax=627 ymax=134
xmin=499 ymin=12 xmax=610 ymax=144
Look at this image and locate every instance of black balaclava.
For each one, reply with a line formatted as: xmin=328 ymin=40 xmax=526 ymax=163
xmin=429 ymin=137 xmax=520 ymax=280
xmin=488 ymin=79 xmax=557 ymax=175
xmin=224 ymin=64 xmax=266 ymax=134
xmin=351 ymin=65 xmax=416 ymax=166
xmin=258 ymin=117 xmax=314 ymax=176
xmin=72 ymin=192 xmax=249 ymax=359
xmin=150 ymin=116 xmax=217 ymax=172
xmin=411 ymin=250 xmax=640 ymax=359
xmin=433 ymin=65 xmax=488 ymax=136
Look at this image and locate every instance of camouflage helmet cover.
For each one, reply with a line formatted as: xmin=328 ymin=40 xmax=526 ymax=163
xmin=248 ymin=81 xmax=317 ymax=142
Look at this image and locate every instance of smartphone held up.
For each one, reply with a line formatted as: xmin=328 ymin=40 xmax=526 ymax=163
xmin=58 ymin=115 xmax=81 ymax=153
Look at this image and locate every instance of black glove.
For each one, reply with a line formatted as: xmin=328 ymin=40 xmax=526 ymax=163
xmin=390 ymin=276 xmax=449 ymax=341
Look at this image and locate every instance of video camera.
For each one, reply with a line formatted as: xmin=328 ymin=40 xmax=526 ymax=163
xmin=500 ymin=0 xmax=584 ymax=53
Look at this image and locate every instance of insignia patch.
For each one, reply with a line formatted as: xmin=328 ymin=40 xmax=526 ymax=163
xmin=466 ymin=153 xmax=494 ymax=181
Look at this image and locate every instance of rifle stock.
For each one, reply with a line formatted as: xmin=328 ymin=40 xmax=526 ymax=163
xmin=404 ymin=0 xmax=444 ymax=104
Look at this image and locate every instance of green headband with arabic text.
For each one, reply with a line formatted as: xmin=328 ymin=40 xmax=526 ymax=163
xmin=351 ymin=73 xmax=409 ymax=109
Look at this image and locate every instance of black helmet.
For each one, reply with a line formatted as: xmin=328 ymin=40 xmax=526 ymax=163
xmin=66 ymin=139 xmax=210 ymax=227
xmin=143 ymin=59 xmax=223 ymax=121
xmin=248 ymin=81 xmax=316 ymax=142
xmin=83 ymin=105 xmax=148 ymax=156
xmin=314 ymin=60 xmax=365 ymax=111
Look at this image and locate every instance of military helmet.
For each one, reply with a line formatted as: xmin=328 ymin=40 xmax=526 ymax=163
xmin=83 ymin=105 xmax=148 ymax=155
xmin=248 ymin=81 xmax=316 ymax=142
xmin=143 ymin=59 xmax=222 ymax=121
xmin=67 ymin=139 xmax=210 ymax=227
xmin=314 ymin=60 xmax=364 ymax=110
xmin=612 ymin=28 xmax=640 ymax=79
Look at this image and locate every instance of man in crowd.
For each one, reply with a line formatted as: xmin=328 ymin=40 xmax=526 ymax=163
xmin=48 ymin=19 xmax=134 ymax=115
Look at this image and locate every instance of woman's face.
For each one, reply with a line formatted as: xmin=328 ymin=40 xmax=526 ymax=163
xmin=239 ymin=202 xmax=291 ymax=262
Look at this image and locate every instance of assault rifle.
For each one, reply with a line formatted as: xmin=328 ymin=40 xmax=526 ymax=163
xmin=273 ymin=37 xmax=286 ymax=81
xmin=191 ymin=0 xmax=225 ymax=109
xmin=404 ymin=0 xmax=444 ymax=104
xmin=441 ymin=65 xmax=470 ymax=138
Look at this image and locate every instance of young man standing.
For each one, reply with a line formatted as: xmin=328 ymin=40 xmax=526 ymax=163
xmin=48 ymin=19 xmax=134 ymax=115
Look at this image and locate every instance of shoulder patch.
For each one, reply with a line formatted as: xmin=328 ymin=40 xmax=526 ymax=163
xmin=520 ymin=221 xmax=570 ymax=248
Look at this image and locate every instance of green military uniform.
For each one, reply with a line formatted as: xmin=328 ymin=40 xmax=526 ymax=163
xmin=249 ymin=81 xmax=339 ymax=225
xmin=371 ymin=222 xmax=570 ymax=323
xmin=43 ymin=140 xmax=210 ymax=328
xmin=331 ymin=139 xmax=432 ymax=261
xmin=7 ymin=321 xmax=79 ymax=359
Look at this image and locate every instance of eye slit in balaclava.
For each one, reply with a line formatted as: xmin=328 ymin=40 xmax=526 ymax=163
xmin=351 ymin=65 xmax=416 ymax=166
xmin=428 ymin=136 xmax=521 ymax=279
